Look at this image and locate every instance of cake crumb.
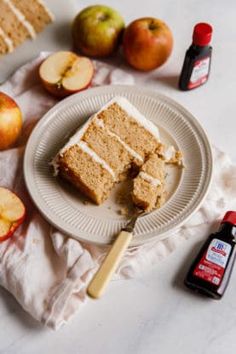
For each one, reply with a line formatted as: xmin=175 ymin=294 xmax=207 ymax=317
xmin=118 ymin=206 xmax=130 ymax=216
xmin=166 ymin=151 xmax=184 ymax=167
xmin=116 ymin=190 xmax=128 ymax=204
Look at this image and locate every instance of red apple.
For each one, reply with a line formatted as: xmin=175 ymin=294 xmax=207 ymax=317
xmin=123 ymin=17 xmax=173 ymax=71
xmin=0 ymin=92 xmax=23 ymax=150
xmin=72 ymin=5 xmax=125 ymax=57
xmin=39 ymin=51 xmax=94 ymax=98
xmin=0 ymin=187 xmax=26 ymax=242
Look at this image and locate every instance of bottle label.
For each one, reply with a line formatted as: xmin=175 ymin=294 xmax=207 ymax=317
xmin=193 ymin=239 xmax=232 ymax=286
xmin=188 ymin=56 xmax=210 ymax=89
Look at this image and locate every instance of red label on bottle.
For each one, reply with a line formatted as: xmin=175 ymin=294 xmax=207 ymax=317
xmin=193 ymin=239 xmax=231 ymax=286
xmin=188 ymin=56 xmax=210 ymax=89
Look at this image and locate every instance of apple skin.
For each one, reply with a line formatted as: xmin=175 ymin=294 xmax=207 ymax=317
xmin=41 ymin=78 xmax=93 ymax=98
xmin=0 ymin=92 xmax=23 ymax=150
xmin=123 ymin=17 xmax=173 ymax=71
xmin=0 ymin=216 xmax=25 ymax=243
xmin=72 ymin=5 xmax=125 ymax=57
xmin=0 ymin=187 xmax=26 ymax=242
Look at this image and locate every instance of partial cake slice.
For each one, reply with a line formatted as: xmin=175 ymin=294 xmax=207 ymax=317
xmin=0 ymin=0 xmax=34 ymax=48
xmin=132 ymin=153 xmax=166 ymax=211
xmin=53 ymin=97 xmax=161 ymax=205
xmin=11 ymin=0 xmax=54 ymax=33
xmin=0 ymin=0 xmax=54 ymax=54
xmin=58 ymin=144 xmax=115 ymax=204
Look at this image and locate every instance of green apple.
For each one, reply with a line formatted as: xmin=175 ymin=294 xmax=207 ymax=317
xmin=72 ymin=5 xmax=125 ymax=57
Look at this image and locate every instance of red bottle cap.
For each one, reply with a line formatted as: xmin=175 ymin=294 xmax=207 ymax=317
xmin=222 ymin=211 xmax=236 ymax=226
xmin=192 ymin=23 xmax=213 ymax=46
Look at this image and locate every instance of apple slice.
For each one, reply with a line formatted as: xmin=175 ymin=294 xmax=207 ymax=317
xmin=0 ymin=187 xmax=26 ymax=242
xmin=39 ymin=51 xmax=94 ymax=98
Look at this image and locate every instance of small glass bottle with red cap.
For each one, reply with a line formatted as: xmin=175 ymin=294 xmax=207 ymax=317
xmin=184 ymin=211 xmax=236 ymax=299
xmin=179 ymin=22 xmax=213 ymax=90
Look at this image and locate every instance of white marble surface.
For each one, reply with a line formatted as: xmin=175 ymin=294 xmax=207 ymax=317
xmin=1 ymin=0 xmax=236 ymax=353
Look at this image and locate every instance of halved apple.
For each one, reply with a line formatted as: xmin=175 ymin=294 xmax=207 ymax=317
xmin=39 ymin=51 xmax=94 ymax=98
xmin=0 ymin=187 xmax=26 ymax=242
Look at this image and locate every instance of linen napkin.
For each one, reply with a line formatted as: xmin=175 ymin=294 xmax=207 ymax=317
xmin=0 ymin=52 xmax=236 ymax=330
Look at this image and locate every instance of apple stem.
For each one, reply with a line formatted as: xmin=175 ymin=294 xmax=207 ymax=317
xmin=98 ymin=13 xmax=109 ymax=22
xmin=149 ymin=21 xmax=157 ymax=31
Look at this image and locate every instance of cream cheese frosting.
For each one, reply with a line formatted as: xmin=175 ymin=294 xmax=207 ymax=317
xmin=139 ymin=171 xmax=162 ymax=187
xmin=97 ymin=97 xmax=160 ymax=142
xmin=163 ymin=145 xmax=176 ymax=161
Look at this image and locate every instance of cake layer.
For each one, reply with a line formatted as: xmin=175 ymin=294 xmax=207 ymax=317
xmin=97 ymin=102 xmax=160 ymax=159
xmin=59 ymin=145 xmax=115 ymax=204
xmin=0 ymin=0 xmax=31 ymax=46
xmin=94 ymin=117 xmax=144 ymax=164
xmin=82 ymin=121 xmax=135 ymax=177
xmin=132 ymin=178 xmax=160 ymax=211
xmin=11 ymin=0 xmax=54 ymax=33
xmin=132 ymin=154 xmax=166 ymax=211
xmin=0 ymin=35 xmax=8 ymax=54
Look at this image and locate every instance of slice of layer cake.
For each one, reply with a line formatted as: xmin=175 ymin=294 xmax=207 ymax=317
xmin=132 ymin=153 xmax=166 ymax=211
xmin=53 ymin=97 xmax=161 ymax=205
xmin=58 ymin=143 xmax=115 ymax=204
xmin=11 ymin=0 xmax=54 ymax=33
xmin=0 ymin=0 xmax=34 ymax=49
xmin=0 ymin=0 xmax=54 ymax=54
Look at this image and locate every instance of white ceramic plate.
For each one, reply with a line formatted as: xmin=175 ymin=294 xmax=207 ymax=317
xmin=24 ymin=85 xmax=213 ymax=246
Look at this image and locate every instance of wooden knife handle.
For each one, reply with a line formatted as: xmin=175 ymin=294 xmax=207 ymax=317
xmin=87 ymin=230 xmax=133 ymax=299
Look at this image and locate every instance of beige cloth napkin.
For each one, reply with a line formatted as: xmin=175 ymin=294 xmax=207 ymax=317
xmin=0 ymin=52 xmax=236 ymax=330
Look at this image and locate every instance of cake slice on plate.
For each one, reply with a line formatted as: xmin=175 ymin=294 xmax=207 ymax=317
xmin=52 ymin=97 xmax=162 ymax=205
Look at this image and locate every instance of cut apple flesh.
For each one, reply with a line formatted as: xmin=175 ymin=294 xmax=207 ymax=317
xmin=0 ymin=218 xmax=12 ymax=236
xmin=62 ymin=57 xmax=94 ymax=90
xmin=0 ymin=187 xmax=25 ymax=241
xmin=0 ymin=187 xmax=25 ymax=221
xmin=39 ymin=51 xmax=78 ymax=84
xmin=39 ymin=51 xmax=94 ymax=96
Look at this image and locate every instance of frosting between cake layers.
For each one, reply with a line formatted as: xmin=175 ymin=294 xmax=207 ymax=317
xmin=97 ymin=97 xmax=160 ymax=142
xmin=4 ymin=0 xmax=36 ymax=39
xmin=139 ymin=171 xmax=162 ymax=187
xmin=59 ymin=98 xmax=161 ymax=156
xmin=163 ymin=145 xmax=176 ymax=161
xmin=0 ymin=27 xmax=14 ymax=52
xmin=93 ymin=117 xmax=144 ymax=163
xmin=78 ymin=141 xmax=116 ymax=179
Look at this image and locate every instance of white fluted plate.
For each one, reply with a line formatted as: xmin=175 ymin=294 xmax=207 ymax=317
xmin=24 ymin=85 xmax=213 ymax=246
